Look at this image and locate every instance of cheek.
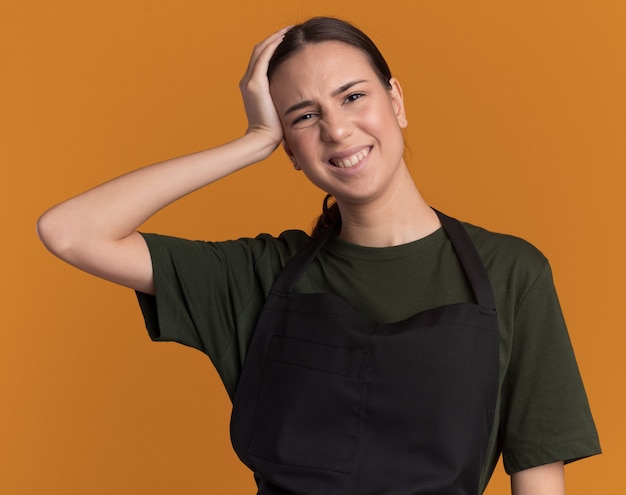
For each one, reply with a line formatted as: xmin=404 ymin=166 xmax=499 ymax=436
xmin=358 ymin=101 xmax=394 ymax=131
xmin=284 ymin=129 xmax=318 ymax=159
xmin=373 ymin=106 xmax=406 ymax=143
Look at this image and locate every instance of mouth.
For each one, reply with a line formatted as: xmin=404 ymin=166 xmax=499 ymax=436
xmin=328 ymin=146 xmax=371 ymax=168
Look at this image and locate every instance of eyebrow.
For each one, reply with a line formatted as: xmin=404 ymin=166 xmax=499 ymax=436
xmin=283 ymin=79 xmax=369 ymax=117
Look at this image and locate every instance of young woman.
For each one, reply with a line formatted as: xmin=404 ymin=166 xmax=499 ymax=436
xmin=38 ymin=17 xmax=600 ymax=495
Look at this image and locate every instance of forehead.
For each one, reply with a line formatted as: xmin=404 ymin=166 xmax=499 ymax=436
xmin=269 ymin=41 xmax=376 ymax=101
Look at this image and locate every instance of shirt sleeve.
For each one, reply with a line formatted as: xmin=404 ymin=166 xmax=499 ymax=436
xmin=135 ymin=233 xmax=262 ymax=356
xmin=499 ymin=262 xmax=601 ymax=473
xmin=134 ymin=230 xmax=309 ymax=398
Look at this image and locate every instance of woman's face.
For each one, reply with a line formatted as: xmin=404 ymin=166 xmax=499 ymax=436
xmin=270 ymin=41 xmax=408 ymax=206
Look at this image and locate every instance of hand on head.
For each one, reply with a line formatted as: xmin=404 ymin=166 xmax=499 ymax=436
xmin=240 ymin=26 xmax=291 ymax=150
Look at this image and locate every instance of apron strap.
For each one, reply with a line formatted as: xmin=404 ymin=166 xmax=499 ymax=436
xmin=434 ymin=210 xmax=497 ymax=314
xmin=271 ymin=222 xmax=340 ymax=294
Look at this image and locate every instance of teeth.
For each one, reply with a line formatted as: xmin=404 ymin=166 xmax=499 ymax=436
xmin=331 ymin=147 xmax=370 ymax=168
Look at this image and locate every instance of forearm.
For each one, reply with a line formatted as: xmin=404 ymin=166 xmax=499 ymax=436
xmin=37 ymin=132 xmax=276 ymax=255
xmin=511 ymin=462 xmax=565 ymax=495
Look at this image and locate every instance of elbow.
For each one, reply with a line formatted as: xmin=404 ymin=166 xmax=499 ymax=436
xmin=36 ymin=207 xmax=77 ymax=260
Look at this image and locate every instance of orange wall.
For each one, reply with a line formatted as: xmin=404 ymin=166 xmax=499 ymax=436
xmin=2 ymin=1 xmax=623 ymax=493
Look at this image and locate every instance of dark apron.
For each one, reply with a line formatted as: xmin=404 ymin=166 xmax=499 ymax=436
xmin=230 ymin=210 xmax=499 ymax=494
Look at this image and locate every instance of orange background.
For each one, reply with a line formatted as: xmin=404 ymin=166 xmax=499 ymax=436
xmin=2 ymin=1 xmax=624 ymax=493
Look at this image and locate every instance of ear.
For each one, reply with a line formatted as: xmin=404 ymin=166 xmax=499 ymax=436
xmin=283 ymin=140 xmax=301 ymax=170
xmin=388 ymin=77 xmax=408 ymax=129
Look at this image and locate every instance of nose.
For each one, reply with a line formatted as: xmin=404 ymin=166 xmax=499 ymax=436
xmin=320 ymin=108 xmax=354 ymax=143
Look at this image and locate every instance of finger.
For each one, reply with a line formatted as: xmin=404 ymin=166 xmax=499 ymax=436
xmin=244 ymin=29 xmax=288 ymax=81
xmin=242 ymin=26 xmax=292 ymax=82
xmin=255 ymin=25 xmax=292 ymax=55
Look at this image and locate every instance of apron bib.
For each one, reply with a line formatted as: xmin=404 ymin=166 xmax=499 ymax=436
xmin=231 ymin=210 xmax=499 ymax=494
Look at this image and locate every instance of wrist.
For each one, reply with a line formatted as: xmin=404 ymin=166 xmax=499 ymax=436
xmin=241 ymin=129 xmax=282 ymax=162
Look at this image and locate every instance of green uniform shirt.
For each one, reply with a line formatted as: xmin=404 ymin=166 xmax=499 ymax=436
xmin=136 ymin=220 xmax=600 ymax=490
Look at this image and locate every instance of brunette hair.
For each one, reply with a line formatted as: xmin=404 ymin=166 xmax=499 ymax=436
xmin=267 ymin=17 xmax=394 ymax=236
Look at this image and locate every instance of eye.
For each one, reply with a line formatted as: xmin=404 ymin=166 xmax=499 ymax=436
xmin=293 ymin=112 xmax=317 ymax=125
xmin=344 ymin=92 xmax=366 ymax=104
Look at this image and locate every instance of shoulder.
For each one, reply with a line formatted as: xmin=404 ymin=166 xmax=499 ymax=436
xmin=459 ymin=221 xmax=553 ymax=309
xmin=219 ymin=230 xmax=312 ymax=272
xmin=248 ymin=229 xmax=312 ymax=259
xmin=462 ymin=221 xmax=548 ymax=273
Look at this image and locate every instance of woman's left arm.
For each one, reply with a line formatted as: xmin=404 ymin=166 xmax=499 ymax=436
xmin=511 ymin=461 xmax=565 ymax=495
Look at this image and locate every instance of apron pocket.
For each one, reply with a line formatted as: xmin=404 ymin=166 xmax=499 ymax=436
xmin=248 ymin=335 xmax=366 ymax=473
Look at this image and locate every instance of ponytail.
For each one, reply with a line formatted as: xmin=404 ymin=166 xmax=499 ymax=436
xmin=312 ymin=194 xmax=341 ymax=237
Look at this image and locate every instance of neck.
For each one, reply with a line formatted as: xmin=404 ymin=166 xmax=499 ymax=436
xmin=336 ymin=170 xmax=441 ymax=247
